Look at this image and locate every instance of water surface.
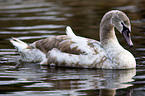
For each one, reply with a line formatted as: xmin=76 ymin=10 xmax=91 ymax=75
xmin=0 ymin=0 xmax=145 ymax=95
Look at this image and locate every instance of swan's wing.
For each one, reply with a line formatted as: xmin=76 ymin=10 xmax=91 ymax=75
xmin=31 ymin=35 xmax=102 ymax=55
xmin=29 ymin=26 xmax=102 ymax=55
xmin=30 ymin=35 xmax=82 ymax=54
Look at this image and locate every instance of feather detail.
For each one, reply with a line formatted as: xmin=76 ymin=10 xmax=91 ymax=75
xmin=66 ymin=26 xmax=76 ymax=38
xmin=10 ymin=37 xmax=28 ymax=51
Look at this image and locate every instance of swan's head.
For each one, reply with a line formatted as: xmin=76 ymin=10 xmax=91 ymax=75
xmin=111 ymin=10 xmax=133 ymax=47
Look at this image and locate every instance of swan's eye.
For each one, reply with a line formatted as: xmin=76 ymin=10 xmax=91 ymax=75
xmin=124 ymin=21 xmax=127 ymax=24
xmin=121 ymin=22 xmax=130 ymax=37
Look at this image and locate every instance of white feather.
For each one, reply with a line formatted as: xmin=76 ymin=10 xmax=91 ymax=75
xmin=10 ymin=38 xmax=28 ymax=51
xmin=65 ymin=26 xmax=95 ymax=54
xmin=66 ymin=26 xmax=76 ymax=38
xmin=10 ymin=37 xmax=47 ymax=64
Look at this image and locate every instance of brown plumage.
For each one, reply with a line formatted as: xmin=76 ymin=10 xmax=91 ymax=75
xmin=30 ymin=35 xmax=86 ymax=55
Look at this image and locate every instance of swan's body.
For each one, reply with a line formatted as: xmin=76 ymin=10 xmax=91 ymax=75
xmin=10 ymin=10 xmax=136 ymax=69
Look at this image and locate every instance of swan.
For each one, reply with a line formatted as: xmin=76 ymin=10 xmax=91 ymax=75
xmin=10 ymin=10 xmax=136 ymax=69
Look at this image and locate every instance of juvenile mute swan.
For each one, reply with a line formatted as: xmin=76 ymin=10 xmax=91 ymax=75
xmin=10 ymin=10 xmax=136 ymax=69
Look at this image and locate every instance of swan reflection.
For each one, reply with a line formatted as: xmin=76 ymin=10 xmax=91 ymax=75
xmin=42 ymin=66 xmax=136 ymax=96
xmin=0 ymin=63 xmax=136 ymax=95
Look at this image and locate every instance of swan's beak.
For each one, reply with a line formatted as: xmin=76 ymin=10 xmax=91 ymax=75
xmin=122 ymin=29 xmax=133 ymax=47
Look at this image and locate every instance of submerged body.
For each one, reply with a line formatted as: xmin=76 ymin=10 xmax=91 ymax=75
xmin=10 ymin=10 xmax=136 ymax=69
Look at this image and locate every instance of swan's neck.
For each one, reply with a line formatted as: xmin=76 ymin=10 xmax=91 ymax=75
xmin=100 ymin=19 xmax=122 ymax=50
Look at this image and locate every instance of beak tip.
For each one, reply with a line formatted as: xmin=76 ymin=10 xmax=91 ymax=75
xmin=129 ymin=43 xmax=134 ymax=47
xmin=130 ymin=44 xmax=133 ymax=48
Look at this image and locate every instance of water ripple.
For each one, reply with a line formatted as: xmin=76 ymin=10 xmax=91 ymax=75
xmin=0 ymin=3 xmax=54 ymax=9
xmin=115 ymin=5 xmax=137 ymax=12
xmin=0 ymin=16 xmax=67 ymax=21
xmin=0 ymin=52 xmax=16 ymax=55
xmin=5 ymin=25 xmax=65 ymax=30
xmin=36 ymin=12 xmax=62 ymax=15
xmin=0 ymin=8 xmax=56 ymax=13
xmin=0 ymin=30 xmax=58 ymax=34
xmin=136 ymin=48 xmax=145 ymax=51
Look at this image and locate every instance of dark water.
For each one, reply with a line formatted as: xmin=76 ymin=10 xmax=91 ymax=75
xmin=0 ymin=0 xmax=145 ymax=95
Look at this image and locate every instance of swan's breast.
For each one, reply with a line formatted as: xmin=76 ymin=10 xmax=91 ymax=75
xmin=105 ymin=46 xmax=136 ymax=69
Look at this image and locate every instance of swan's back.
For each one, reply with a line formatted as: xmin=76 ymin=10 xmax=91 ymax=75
xmin=30 ymin=35 xmax=102 ymax=55
xmin=33 ymin=35 xmax=82 ymax=54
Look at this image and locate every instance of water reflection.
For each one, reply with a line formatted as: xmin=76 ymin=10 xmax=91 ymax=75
xmin=0 ymin=62 xmax=136 ymax=95
xmin=73 ymin=69 xmax=136 ymax=96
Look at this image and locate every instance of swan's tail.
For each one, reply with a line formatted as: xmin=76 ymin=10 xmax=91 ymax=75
xmin=10 ymin=37 xmax=46 ymax=63
xmin=10 ymin=37 xmax=28 ymax=51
